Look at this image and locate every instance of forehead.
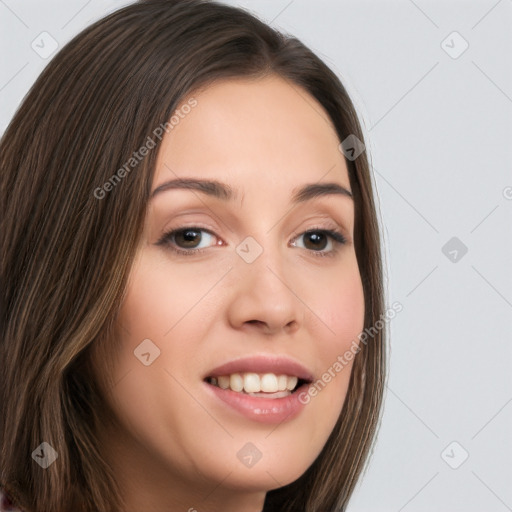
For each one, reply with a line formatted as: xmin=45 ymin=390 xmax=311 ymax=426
xmin=153 ymin=75 xmax=350 ymax=191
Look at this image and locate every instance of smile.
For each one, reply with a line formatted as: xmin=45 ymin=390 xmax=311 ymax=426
xmin=203 ymin=355 xmax=314 ymax=423
xmin=205 ymin=373 xmax=304 ymax=397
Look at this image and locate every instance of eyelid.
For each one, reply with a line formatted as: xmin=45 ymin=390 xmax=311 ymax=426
xmin=156 ymin=222 xmax=348 ymax=258
xmin=289 ymin=226 xmax=347 ymax=258
xmin=155 ymin=224 xmax=222 ymax=248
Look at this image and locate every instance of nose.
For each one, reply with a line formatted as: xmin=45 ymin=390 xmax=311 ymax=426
xmin=226 ymin=243 xmax=303 ymax=337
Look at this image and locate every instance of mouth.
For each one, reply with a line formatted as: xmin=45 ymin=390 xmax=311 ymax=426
xmin=204 ymin=373 xmax=311 ymax=398
xmin=202 ymin=355 xmax=314 ymax=424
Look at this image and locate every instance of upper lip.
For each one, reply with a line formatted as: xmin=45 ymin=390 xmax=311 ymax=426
xmin=205 ymin=355 xmax=314 ymax=382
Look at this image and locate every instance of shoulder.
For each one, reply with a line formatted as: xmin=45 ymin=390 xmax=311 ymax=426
xmin=0 ymin=488 xmax=24 ymax=512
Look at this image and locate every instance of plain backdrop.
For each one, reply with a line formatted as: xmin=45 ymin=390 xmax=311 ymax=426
xmin=1 ymin=1 xmax=511 ymax=510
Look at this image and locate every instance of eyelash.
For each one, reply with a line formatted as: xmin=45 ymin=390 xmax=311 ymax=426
xmin=156 ymin=225 xmax=347 ymax=258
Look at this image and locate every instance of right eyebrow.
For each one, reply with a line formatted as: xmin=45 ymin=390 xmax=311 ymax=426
xmin=150 ymin=178 xmax=235 ymax=201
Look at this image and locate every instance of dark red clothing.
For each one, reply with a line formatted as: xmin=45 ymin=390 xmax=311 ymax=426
xmin=0 ymin=488 xmax=23 ymax=512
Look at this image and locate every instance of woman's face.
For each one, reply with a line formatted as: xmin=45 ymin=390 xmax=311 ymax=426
xmin=97 ymin=75 xmax=365 ymax=511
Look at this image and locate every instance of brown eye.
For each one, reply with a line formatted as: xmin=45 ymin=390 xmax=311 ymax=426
xmin=156 ymin=227 xmax=218 ymax=253
xmin=174 ymin=228 xmax=203 ymax=248
xmin=302 ymin=231 xmax=328 ymax=251
xmin=291 ymin=229 xmax=346 ymax=257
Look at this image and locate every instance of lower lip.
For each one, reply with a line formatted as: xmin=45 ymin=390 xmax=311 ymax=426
xmin=204 ymin=382 xmax=309 ymax=424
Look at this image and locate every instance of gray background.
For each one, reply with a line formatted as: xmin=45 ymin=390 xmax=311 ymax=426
xmin=1 ymin=1 xmax=511 ymax=510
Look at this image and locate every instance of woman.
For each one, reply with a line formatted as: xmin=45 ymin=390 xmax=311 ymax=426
xmin=0 ymin=1 xmax=386 ymax=510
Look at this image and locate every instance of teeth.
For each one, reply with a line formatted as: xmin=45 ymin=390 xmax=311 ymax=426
xmin=286 ymin=376 xmax=298 ymax=391
xmin=244 ymin=373 xmax=260 ymax=393
xmin=261 ymin=373 xmax=278 ymax=392
xmin=209 ymin=373 xmax=301 ymax=394
xmin=229 ymin=373 xmax=244 ymax=392
xmin=217 ymin=375 xmax=230 ymax=389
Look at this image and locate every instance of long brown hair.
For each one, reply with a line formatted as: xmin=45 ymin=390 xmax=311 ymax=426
xmin=0 ymin=1 xmax=385 ymax=510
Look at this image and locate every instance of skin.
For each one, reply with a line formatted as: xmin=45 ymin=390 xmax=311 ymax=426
xmin=94 ymin=74 xmax=365 ymax=512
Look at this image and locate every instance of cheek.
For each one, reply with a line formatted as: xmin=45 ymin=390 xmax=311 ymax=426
xmin=290 ymin=258 xmax=364 ymax=447
xmin=312 ymin=266 xmax=364 ymax=401
xmin=118 ymin=254 xmax=213 ymax=340
xmin=116 ymin=255 xmax=168 ymax=338
xmin=311 ymin=258 xmax=365 ymax=353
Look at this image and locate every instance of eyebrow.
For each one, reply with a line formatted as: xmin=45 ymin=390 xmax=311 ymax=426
xmin=151 ymin=178 xmax=353 ymax=203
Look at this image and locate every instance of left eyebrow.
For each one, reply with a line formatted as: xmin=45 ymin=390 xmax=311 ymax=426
xmin=150 ymin=178 xmax=353 ymax=203
xmin=291 ymin=182 xmax=353 ymax=203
